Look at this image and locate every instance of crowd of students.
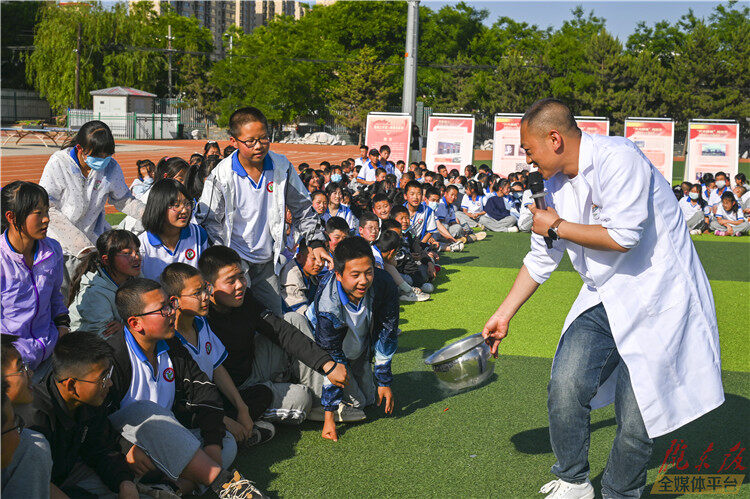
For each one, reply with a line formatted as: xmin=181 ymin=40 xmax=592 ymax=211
xmin=1 ymin=106 xmax=746 ymax=498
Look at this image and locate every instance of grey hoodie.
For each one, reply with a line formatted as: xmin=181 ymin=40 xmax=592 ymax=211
xmin=69 ymin=269 xmax=121 ymax=336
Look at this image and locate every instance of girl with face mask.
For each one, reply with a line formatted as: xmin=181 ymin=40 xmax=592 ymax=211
xmin=678 ymin=183 xmax=711 ymax=235
xmin=39 ymin=121 xmax=146 ymax=298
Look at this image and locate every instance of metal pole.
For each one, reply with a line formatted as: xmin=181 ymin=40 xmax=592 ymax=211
xmin=167 ymin=25 xmax=173 ymax=99
xmin=401 ymin=0 xmax=419 ymax=118
xmin=75 ymin=22 xmax=82 ymax=108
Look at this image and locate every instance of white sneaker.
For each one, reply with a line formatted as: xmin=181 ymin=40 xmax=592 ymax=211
xmin=539 ymin=479 xmax=594 ymax=499
xmin=689 ymin=229 xmax=701 ymax=235
xmin=412 ymin=288 xmax=430 ymax=301
xmin=508 ymin=226 xmax=519 ymax=233
xmin=421 ymin=283 xmax=434 ymax=293
xmin=474 ymin=231 xmax=487 ymax=241
xmin=448 ymin=241 xmax=464 ymax=252
xmin=400 ymin=291 xmax=420 ymax=302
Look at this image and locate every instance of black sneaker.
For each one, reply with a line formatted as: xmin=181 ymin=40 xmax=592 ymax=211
xmin=245 ymin=420 xmax=275 ymax=446
xmin=214 ymin=470 xmax=267 ymax=499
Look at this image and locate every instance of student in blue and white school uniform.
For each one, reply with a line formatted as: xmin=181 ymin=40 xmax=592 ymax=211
xmin=138 ymin=179 xmax=208 ymax=280
xmin=711 ymin=191 xmax=749 ymax=236
xmin=403 ymin=181 xmax=439 ymax=245
xmin=457 ymin=180 xmax=486 ymax=228
xmin=196 ymin=107 xmax=330 ymax=318
xmin=707 ymin=171 xmax=735 ymax=212
xmin=679 ymin=183 xmax=711 ymax=235
xmin=38 ymin=121 xmax=146 ymax=295
xmin=356 ymin=149 xmax=380 ymax=186
xmin=323 ymin=182 xmax=358 ymax=232
xmin=130 ymin=159 xmax=155 ymax=199
xmin=378 ymin=145 xmax=396 ymax=176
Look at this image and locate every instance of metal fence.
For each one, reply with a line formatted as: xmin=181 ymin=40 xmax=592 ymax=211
xmin=67 ymin=109 xmax=181 ymax=140
xmin=1 ymin=89 xmax=55 ymax=124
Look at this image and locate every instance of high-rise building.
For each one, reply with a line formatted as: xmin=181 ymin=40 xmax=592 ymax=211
xmin=132 ymin=1 xmax=308 ymax=59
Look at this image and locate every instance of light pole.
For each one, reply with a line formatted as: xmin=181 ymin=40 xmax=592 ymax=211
xmin=401 ymin=0 xmax=419 ymax=119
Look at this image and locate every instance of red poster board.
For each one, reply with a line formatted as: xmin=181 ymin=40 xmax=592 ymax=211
xmin=624 ymin=118 xmax=675 ymax=182
xmin=491 ymin=114 xmax=526 ymax=176
xmin=364 ymin=113 xmax=412 ymax=165
xmin=684 ymin=121 xmax=739 ymax=182
xmin=575 ymin=117 xmax=609 ymax=136
xmin=424 ymin=114 xmax=475 ymax=173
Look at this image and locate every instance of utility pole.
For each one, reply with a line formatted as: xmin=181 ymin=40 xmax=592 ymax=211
xmin=401 ymin=0 xmax=419 ymax=119
xmin=74 ymin=22 xmax=81 ymax=109
xmin=167 ymin=24 xmax=174 ymax=99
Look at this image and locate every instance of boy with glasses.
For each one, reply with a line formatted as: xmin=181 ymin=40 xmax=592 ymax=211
xmin=196 ymin=107 xmax=330 ymax=318
xmin=161 ymin=263 xmax=275 ymax=447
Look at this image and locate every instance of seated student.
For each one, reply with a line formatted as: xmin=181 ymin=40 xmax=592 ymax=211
xmin=358 ymin=212 xmax=381 ymax=252
xmin=131 ymin=159 xmax=155 ymax=199
xmin=457 ymin=180 xmax=486 ymax=228
xmin=198 ymin=246 xmax=356 ymax=425
xmin=161 ymin=263 xmax=275 ymax=447
xmin=708 ymin=171 xmax=735 ymax=212
xmin=480 ymin=181 xmax=520 ymax=232
xmin=139 ymin=179 xmax=208 ymax=280
xmin=516 ymin=185 xmax=534 ymax=233
xmin=378 ymin=145 xmax=395 ymax=174
xmin=205 ymin=141 xmax=221 ymax=158
xmin=309 ymin=237 xmax=399 ymax=442
xmin=310 ymin=190 xmax=328 ymax=219
xmin=69 ymin=230 xmax=141 ymax=337
xmin=735 ymin=185 xmax=750 ymax=216
xmin=325 ymin=216 xmax=350 ymax=253
xmin=1 ymin=181 xmax=68 ymax=381
xmin=711 ymin=191 xmax=749 ymax=236
xmin=371 ymin=193 xmax=392 ymax=223
xmin=280 ymin=239 xmax=326 ymax=314
xmin=1 ymin=337 xmax=53 ymax=499
xmin=323 ymin=182 xmax=358 ymax=231
xmin=190 ymin=154 xmax=204 ymax=168
xmin=15 ymin=332 xmax=140 ymax=498
xmin=394 ymin=160 xmax=405 ymax=182
xmin=424 ymin=186 xmax=469 ymax=250
xmin=387 ymin=207 xmax=433 ymax=301
xmin=374 ymin=167 xmax=387 ymax=183
xmin=110 ymin=278 xmax=262 ymax=497
xmin=679 ymin=183 xmax=711 ymax=234
xmin=434 ymin=185 xmax=484 ymax=244
xmin=223 ymin=145 xmax=237 ymax=158
xmin=382 ymin=218 xmax=432 ymax=293
xmin=403 ymin=180 xmax=440 ymax=245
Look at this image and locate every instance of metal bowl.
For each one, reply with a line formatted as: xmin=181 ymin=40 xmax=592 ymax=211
xmin=424 ymin=333 xmax=496 ymax=391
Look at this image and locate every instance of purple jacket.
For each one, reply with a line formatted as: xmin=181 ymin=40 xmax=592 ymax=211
xmin=1 ymin=232 xmax=67 ymax=369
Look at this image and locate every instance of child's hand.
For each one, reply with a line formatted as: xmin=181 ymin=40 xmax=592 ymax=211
xmin=324 ymin=362 xmax=349 ymax=388
xmin=224 ymin=416 xmax=250 ymax=443
xmin=377 ymin=386 xmax=394 ymax=414
xmin=236 ymin=408 xmax=255 ymax=436
xmin=322 ymin=410 xmax=338 ymax=442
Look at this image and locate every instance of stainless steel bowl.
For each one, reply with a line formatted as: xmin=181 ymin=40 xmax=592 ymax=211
xmin=424 ymin=333 xmax=496 ymax=391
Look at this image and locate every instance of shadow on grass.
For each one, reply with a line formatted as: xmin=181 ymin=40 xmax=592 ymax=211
xmin=397 ymin=327 xmax=471 ymax=354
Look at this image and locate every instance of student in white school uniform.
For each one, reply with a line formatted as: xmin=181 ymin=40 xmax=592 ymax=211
xmin=678 ymin=183 xmax=711 ymax=234
xmin=353 ymin=145 xmax=368 ymax=169
xmin=196 ymin=107 xmax=331 ymax=318
xmin=711 ymin=191 xmax=749 ymax=236
xmin=139 ymin=179 xmax=209 ymax=280
xmin=457 ymin=180 xmax=486 ymax=228
xmin=356 ymin=149 xmax=380 ymax=186
xmin=707 ymin=171 xmax=735 ymax=212
xmin=323 ymin=182 xmax=358 ymax=232
xmin=482 ymin=99 xmax=722 ymax=499
xmin=38 ymin=121 xmax=145 ymax=294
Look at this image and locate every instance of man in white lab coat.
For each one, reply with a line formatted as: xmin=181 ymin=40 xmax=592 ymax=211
xmin=482 ymin=99 xmax=723 ymax=499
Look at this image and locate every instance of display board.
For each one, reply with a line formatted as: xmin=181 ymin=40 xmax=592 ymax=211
xmin=364 ymin=113 xmax=412 ymax=165
xmin=624 ymin=118 xmax=675 ymax=181
xmin=575 ymin=116 xmax=610 ymax=136
xmin=491 ymin=114 xmax=526 ymax=176
xmin=684 ymin=120 xmax=739 ymax=182
xmin=424 ymin=114 xmax=475 ymax=173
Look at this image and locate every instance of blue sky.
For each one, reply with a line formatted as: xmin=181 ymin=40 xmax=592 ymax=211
xmin=419 ymin=1 xmax=726 ymax=41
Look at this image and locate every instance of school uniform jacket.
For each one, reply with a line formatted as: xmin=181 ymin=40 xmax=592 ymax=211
xmin=107 ymin=331 xmax=226 ymax=447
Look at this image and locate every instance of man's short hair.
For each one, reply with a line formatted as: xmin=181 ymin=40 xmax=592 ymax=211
xmin=368 ymin=149 xmax=380 ymax=157
xmin=375 ymin=230 xmax=401 ymax=254
xmin=380 ymin=218 xmax=401 ymax=232
xmin=360 ymin=145 xmax=368 ymax=150
xmin=445 ymin=184 xmax=459 ymax=194
xmin=371 ymin=193 xmax=390 ymax=205
xmin=198 ymin=245 xmax=243 ymax=284
xmin=521 ymin=98 xmax=580 ymax=137
xmin=389 ymin=204 xmax=409 ymax=217
xmin=425 ymin=186 xmax=440 ymax=199
xmin=333 ymin=237 xmax=374 ymax=274
xmin=1 ymin=336 xmax=20 ymax=371
xmin=228 ymin=107 xmax=268 ymax=138
xmin=325 ymin=216 xmax=350 ymax=234
xmin=359 ymin=212 xmax=379 ymax=227
xmin=379 ymin=145 xmax=391 ymax=153
xmin=160 ymin=262 xmax=201 ymax=298
xmin=52 ymin=331 xmax=113 ymax=381
xmin=115 ymin=278 xmax=162 ymax=321
xmin=405 ymin=180 xmax=423 ymax=193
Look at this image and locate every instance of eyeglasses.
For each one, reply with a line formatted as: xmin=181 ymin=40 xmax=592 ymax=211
xmin=233 ymin=135 xmax=270 ymax=148
xmin=4 ymin=362 xmax=30 ymax=378
xmin=1 ymin=415 xmax=23 ymax=437
xmin=180 ymin=283 xmax=213 ymax=300
xmin=168 ymin=200 xmax=194 ymax=211
xmin=58 ymin=365 xmax=114 ymax=390
xmin=133 ymin=300 xmax=177 ymax=318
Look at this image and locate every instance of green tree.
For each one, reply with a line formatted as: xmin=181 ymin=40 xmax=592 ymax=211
xmin=1 ymin=1 xmax=43 ymax=89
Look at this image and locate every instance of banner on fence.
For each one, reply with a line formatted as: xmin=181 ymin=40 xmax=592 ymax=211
xmin=424 ymin=114 xmax=475 ymax=172
xmin=624 ymin=118 xmax=675 ymax=181
xmin=684 ymin=120 xmax=739 ymax=182
xmin=491 ymin=114 xmax=526 ymax=176
xmin=575 ymin=116 xmax=610 ymax=136
xmin=365 ymin=113 xmax=412 ymax=165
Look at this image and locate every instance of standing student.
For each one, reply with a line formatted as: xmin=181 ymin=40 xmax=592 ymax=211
xmin=457 ymin=180 xmax=486 ymax=228
xmin=353 ymin=145 xmax=368 ymax=168
xmin=130 ymin=159 xmax=155 ymax=199
xmin=323 ymin=183 xmax=358 ymax=231
xmin=139 ymin=179 xmax=208 ymax=281
xmin=678 ymin=183 xmax=711 ymax=234
xmin=711 ymin=191 xmax=748 ymax=236
xmin=0 ymin=181 xmax=68 ymax=379
xmin=38 ymin=121 xmax=145 ymax=294
xmin=196 ymin=107 xmax=330 ymax=317
xmin=68 ymin=230 xmax=142 ymax=337
xmin=356 ymin=149 xmax=380 ymax=186
xmin=378 ymin=145 xmax=395 ymax=175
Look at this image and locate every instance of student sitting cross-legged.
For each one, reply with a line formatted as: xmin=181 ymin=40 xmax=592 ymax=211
xmin=110 ymin=278 xmax=263 ymax=498
xmin=197 ymin=246 xmax=357 ymax=426
xmin=480 ymin=180 xmax=520 ymax=232
xmin=308 ymin=237 xmax=400 ymax=442
xmin=160 ymin=263 xmax=276 ymax=448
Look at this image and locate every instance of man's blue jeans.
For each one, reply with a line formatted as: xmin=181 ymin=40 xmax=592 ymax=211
xmin=548 ymin=303 xmax=653 ymax=498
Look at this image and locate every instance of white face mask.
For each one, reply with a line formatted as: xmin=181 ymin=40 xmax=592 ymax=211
xmin=689 ymin=192 xmax=699 ymax=200
xmin=716 ymin=180 xmax=726 ymax=189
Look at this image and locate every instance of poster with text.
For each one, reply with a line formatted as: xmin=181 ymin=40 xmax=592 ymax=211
xmin=491 ymin=114 xmax=526 ymax=176
xmin=684 ymin=122 xmax=739 ymax=182
xmin=624 ymin=119 xmax=675 ymax=181
xmin=364 ymin=113 xmax=412 ymax=165
xmin=575 ymin=117 xmax=610 ymax=136
xmin=425 ymin=115 xmax=475 ymax=173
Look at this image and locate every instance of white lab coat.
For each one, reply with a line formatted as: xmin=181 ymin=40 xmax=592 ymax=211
xmin=523 ymin=133 xmax=723 ymax=438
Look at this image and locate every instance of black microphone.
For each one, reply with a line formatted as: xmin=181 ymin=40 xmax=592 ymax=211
xmin=527 ymin=171 xmax=553 ymax=249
